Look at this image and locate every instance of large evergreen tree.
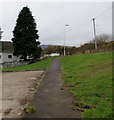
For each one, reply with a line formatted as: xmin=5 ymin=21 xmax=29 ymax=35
xmin=12 ymin=6 xmax=42 ymax=60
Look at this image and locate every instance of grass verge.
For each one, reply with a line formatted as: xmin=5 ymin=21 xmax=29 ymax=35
xmin=2 ymin=57 xmax=52 ymax=71
xmin=61 ymin=52 xmax=112 ymax=118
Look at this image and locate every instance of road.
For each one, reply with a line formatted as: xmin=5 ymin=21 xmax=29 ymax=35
xmin=25 ymin=57 xmax=80 ymax=118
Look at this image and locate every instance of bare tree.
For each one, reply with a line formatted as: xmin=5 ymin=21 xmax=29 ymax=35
xmin=93 ymin=34 xmax=112 ymax=43
xmin=0 ymin=27 xmax=3 ymax=40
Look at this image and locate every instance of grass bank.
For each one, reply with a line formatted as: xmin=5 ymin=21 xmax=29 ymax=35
xmin=61 ymin=52 xmax=112 ymax=118
xmin=2 ymin=57 xmax=52 ymax=71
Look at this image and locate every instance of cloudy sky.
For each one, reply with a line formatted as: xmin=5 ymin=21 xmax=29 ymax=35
xmin=0 ymin=1 xmax=112 ymax=47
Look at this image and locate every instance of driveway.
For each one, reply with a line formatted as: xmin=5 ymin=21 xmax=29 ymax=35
xmin=2 ymin=70 xmax=44 ymax=118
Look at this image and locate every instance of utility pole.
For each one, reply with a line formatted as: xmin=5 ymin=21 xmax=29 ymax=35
xmin=64 ymin=24 xmax=69 ymax=56
xmin=92 ymin=18 xmax=97 ymax=49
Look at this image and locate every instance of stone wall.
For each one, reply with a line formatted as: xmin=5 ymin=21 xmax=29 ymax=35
xmin=1 ymin=61 xmax=29 ymax=69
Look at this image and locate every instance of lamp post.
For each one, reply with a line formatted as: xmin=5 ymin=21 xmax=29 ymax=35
xmin=64 ymin=24 xmax=69 ymax=56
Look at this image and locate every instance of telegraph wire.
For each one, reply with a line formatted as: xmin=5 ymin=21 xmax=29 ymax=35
xmin=66 ymin=19 xmax=92 ymax=33
xmin=68 ymin=5 xmax=112 ymax=32
xmin=42 ymin=4 xmax=112 ymax=42
xmin=95 ymin=5 xmax=112 ymax=19
xmin=42 ymin=19 xmax=92 ymax=42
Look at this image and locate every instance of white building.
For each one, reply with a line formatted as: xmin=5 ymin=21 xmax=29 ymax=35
xmin=0 ymin=41 xmax=20 ymax=64
xmin=44 ymin=53 xmax=60 ymax=57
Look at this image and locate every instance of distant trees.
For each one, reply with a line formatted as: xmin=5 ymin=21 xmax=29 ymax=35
xmin=42 ymin=45 xmax=63 ymax=55
xmin=92 ymin=34 xmax=112 ymax=50
xmin=76 ymin=34 xmax=112 ymax=53
xmin=93 ymin=34 xmax=112 ymax=42
xmin=41 ymin=45 xmax=77 ymax=56
xmin=12 ymin=6 xmax=42 ymax=61
xmin=41 ymin=34 xmax=113 ymax=56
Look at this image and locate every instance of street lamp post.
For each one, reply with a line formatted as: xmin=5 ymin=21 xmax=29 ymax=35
xmin=64 ymin=24 xmax=69 ymax=56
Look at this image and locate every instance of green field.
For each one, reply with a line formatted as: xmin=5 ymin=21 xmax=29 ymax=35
xmin=61 ymin=52 xmax=112 ymax=118
xmin=2 ymin=58 xmax=52 ymax=71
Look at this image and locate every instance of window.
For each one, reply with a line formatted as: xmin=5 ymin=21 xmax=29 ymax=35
xmin=8 ymin=55 xmax=12 ymax=58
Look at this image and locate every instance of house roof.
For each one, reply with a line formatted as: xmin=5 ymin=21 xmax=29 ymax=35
xmin=0 ymin=41 xmax=14 ymax=53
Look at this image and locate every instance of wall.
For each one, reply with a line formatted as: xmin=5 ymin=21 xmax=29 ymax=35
xmin=2 ymin=61 xmax=28 ymax=69
xmin=0 ymin=52 xmax=20 ymax=63
xmin=0 ymin=52 xmax=21 ymax=69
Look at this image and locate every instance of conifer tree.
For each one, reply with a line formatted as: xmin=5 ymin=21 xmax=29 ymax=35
xmin=12 ymin=6 xmax=42 ymax=60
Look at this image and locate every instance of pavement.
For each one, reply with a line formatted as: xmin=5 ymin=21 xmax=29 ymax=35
xmin=2 ymin=70 xmax=44 ymax=118
xmin=24 ymin=57 xmax=80 ymax=118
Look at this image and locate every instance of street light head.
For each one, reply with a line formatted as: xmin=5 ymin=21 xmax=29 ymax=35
xmin=65 ymin=24 xmax=69 ymax=26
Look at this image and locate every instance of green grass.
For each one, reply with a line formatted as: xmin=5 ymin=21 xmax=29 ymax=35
xmin=2 ymin=57 xmax=52 ymax=71
xmin=61 ymin=52 xmax=112 ymax=118
xmin=24 ymin=106 xmax=36 ymax=114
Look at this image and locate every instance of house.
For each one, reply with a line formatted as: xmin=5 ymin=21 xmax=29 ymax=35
xmin=0 ymin=41 xmax=20 ymax=64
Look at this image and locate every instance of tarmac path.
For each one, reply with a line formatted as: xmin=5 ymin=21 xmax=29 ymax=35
xmin=25 ymin=57 xmax=80 ymax=118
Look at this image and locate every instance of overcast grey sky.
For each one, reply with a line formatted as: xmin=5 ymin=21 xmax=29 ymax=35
xmin=1 ymin=2 xmax=112 ymax=47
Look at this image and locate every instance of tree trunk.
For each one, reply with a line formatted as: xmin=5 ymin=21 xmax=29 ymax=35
xmin=23 ymin=52 xmax=27 ymax=61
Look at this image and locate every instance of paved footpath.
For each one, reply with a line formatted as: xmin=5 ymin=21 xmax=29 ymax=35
xmin=25 ymin=57 xmax=80 ymax=118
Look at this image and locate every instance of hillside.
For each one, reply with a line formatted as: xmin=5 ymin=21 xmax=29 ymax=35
xmin=61 ymin=52 xmax=112 ymax=118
